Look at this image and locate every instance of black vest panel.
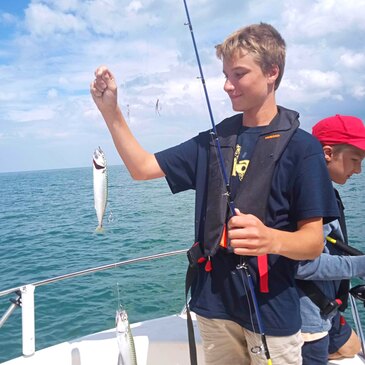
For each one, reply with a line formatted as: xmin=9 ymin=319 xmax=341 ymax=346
xmin=202 ymin=106 xmax=300 ymax=257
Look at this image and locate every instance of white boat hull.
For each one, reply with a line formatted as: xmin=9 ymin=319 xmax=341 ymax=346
xmin=2 ymin=313 xmax=204 ymax=365
xmin=3 ymin=312 xmax=365 ymax=365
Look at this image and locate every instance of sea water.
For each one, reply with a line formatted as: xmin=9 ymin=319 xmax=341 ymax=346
xmin=0 ymin=166 xmax=364 ymax=362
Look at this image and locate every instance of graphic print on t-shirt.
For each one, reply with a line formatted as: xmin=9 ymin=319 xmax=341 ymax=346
xmin=232 ymin=144 xmax=249 ymax=181
xmin=229 ymin=125 xmax=264 ymax=199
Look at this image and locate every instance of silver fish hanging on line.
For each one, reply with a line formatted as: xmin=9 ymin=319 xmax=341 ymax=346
xmin=93 ymin=146 xmax=108 ymax=232
xmin=116 ymin=306 xmax=137 ymax=365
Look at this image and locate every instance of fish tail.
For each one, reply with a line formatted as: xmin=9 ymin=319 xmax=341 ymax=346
xmin=95 ymin=225 xmax=104 ymax=234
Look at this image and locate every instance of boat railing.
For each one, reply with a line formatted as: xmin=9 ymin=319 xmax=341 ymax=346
xmin=2 ymin=248 xmax=365 ymax=361
xmin=0 ymin=249 xmax=188 ymax=357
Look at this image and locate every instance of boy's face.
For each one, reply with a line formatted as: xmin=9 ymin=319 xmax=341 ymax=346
xmin=222 ymin=52 xmax=277 ymax=113
xmin=325 ymin=145 xmax=365 ymax=185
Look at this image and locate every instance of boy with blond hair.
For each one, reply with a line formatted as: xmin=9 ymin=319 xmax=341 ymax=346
xmin=91 ymin=23 xmax=338 ymax=364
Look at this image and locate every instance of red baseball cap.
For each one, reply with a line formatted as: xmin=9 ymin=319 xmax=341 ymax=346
xmin=312 ymin=114 xmax=365 ymax=151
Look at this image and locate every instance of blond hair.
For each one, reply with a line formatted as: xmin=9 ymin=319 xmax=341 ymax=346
xmin=215 ymin=23 xmax=286 ymax=90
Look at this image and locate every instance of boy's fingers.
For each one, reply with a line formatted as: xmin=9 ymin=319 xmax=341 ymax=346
xmin=228 ymin=216 xmax=246 ymax=230
xmin=103 ymin=70 xmax=117 ymax=90
xmin=94 ymin=67 xmax=117 ymax=91
xmin=93 ymin=78 xmax=107 ymax=93
xmin=94 ymin=65 xmax=109 ymax=78
xmin=90 ymin=81 xmax=102 ymax=97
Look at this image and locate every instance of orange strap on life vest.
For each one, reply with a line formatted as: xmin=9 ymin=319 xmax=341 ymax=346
xmin=219 ymin=224 xmax=228 ymax=248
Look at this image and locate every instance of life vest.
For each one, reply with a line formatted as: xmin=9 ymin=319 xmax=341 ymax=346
xmin=187 ymin=106 xmax=300 ymax=292
xmin=296 ymin=189 xmax=352 ymax=315
xmin=332 ymin=189 xmax=350 ymax=311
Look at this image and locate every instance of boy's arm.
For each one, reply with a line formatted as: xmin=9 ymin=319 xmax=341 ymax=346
xmin=90 ymin=66 xmax=164 ymax=180
xmin=228 ymin=209 xmax=323 ymax=260
xmin=296 ymin=253 xmax=365 ymax=281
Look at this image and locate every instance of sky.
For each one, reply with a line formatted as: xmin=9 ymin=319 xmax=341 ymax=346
xmin=0 ymin=0 xmax=364 ymax=173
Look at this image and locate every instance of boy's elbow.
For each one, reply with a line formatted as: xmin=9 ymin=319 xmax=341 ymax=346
xmin=307 ymin=249 xmax=322 ymax=260
xmin=130 ymin=170 xmax=149 ymax=180
xmin=129 ymin=165 xmax=164 ymax=180
xmin=298 ymin=217 xmax=324 ymax=259
xmin=307 ymin=238 xmax=324 ymax=259
xmin=129 ymin=155 xmax=163 ymax=180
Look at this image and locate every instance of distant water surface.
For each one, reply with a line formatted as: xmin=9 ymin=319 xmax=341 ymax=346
xmin=0 ymin=166 xmax=364 ymax=362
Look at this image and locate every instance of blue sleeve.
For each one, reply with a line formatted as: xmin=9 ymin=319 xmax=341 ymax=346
xmin=154 ymin=135 xmax=200 ymax=194
xmin=296 ymin=253 xmax=365 ymax=281
xmin=297 ymin=220 xmax=365 ymax=280
xmin=289 ymin=134 xmax=339 ymax=223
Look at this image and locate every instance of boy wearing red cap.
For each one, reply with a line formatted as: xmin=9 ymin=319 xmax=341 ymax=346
xmin=296 ymin=114 xmax=365 ymax=364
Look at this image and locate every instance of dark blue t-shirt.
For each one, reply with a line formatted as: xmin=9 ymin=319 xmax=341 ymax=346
xmin=230 ymin=125 xmax=265 ymax=200
xmin=155 ymin=109 xmax=339 ymax=336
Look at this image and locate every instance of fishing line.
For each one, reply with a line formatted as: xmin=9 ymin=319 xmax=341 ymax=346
xmin=116 ymin=282 xmax=122 ymax=309
xmin=240 ymin=265 xmax=260 ymax=338
xmin=182 ymin=1 xmax=271 ymax=363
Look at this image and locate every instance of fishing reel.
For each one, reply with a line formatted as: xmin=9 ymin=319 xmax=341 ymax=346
xmin=350 ymin=285 xmax=365 ymax=307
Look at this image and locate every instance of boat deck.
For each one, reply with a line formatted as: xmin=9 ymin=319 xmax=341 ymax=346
xmin=2 ymin=313 xmax=204 ymax=365
xmin=3 ymin=312 xmax=365 ymax=365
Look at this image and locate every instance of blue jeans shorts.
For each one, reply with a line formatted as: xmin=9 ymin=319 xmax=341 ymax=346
xmin=328 ymin=313 xmax=352 ymax=354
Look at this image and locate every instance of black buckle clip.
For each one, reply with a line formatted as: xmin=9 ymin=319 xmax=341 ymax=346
xmin=320 ymin=300 xmax=340 ymax=316
xmin=187 ymin=242 xmax=203 ymax=268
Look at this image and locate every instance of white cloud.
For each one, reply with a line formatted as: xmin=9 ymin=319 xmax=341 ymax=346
xmin=352 ymin=86 xmax=365 ymax=100
xmin=9 ymin=107 xmax=56 ymax=123
xmin=339 ymin=51 xmax=365 ymax=70
xmin=0 ymin=12 xmax=18 ymax=25
xmin=0 ymin=91 xmax=17 ymax=101
xmin=47 ymin=88 xmax=59 ymax=99
xmin=82 ymin=0 xmax=160 ymax=36
xmin=279 ymin=69 xmax=345 ymax=106
xmin=1 ymin=0 xmax=364 ymax=172
xmin=298 ymin=69 xmax=342 ymax=89
xmin=58 ymin=77 xmax=69 ymax=85
xmin=126 ymin=0 xmax=143 ymax=13
xmin=35 ymin=128 xmax=70 ymax=139
xmin=25 ymin=3 xmax=86 ymax=37
xmin=50 ymin=0 xmax=79 ymax=12
xmin=283 ymin=0 xmax=365 ymax=40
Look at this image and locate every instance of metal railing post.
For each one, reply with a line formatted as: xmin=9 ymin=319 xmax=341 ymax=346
xmin=21 ymin=284 xmax=35 ymax=356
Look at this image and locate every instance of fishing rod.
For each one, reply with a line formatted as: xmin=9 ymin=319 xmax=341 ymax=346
xmin=182 ymin=0 xmax=234 ymax=217
xmin=182 ymin=1 xmax=272 ymax=364
xmin=326 ymin=236 xmax=364 ymax=256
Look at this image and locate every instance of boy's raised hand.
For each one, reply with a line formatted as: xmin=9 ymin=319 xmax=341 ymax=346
xmin=90 ymin=65 xmax=118 ymax=115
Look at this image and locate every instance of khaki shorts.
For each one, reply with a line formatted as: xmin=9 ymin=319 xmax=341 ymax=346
xmin=197 ymin=315 xmax=303 ymax=365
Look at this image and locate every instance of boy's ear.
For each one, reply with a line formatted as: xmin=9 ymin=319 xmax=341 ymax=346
xmin=322 ymin=145 xmax=333 ymax=162
xmin=267 ymin=65 xmax=279 ymax=83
